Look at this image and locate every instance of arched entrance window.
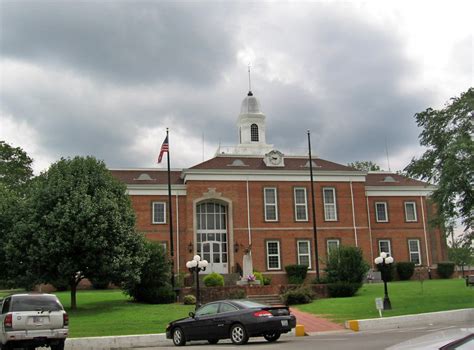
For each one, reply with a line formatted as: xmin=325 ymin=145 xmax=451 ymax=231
xmin=250 ymin=124 xmax=259 ymax=142
xmin=196 ymin=202 xmax=228 ymax=274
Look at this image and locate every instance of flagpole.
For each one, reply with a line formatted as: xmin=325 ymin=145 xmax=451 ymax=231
xmin=307 ymin=130 xmax=320 ymax=282
xmin=166 ymin=128 xmax=175 ymax=291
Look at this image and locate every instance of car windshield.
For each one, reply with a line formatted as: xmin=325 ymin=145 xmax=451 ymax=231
xmin=232 ymin=300 xmax=267 ymax=309
xmin=11 ymin=295 xmax=63 ymax=312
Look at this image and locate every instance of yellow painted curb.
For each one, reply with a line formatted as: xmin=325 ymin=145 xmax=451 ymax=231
xmin=347 ymin=320 xmax=359 ymax=331
xmin=295 ymin=324 xmax=305 ymax=336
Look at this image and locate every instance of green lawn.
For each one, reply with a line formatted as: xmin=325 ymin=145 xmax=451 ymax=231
xmin=297 ymin=279 xmax=474 ymax=323
xmin=1 ymin=279 xmax=472 ymax=337
xmin=1 ymin=289 xmax=194 ymax=338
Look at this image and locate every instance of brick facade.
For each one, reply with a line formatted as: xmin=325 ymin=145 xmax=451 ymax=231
xmin=112 ymin=163 xmax=447 ymax=283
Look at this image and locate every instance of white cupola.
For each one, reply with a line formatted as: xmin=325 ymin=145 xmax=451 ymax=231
xmin=235 ymin=91 xmax=273 ymax=155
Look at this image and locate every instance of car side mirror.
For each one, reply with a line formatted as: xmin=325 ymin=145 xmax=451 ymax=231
xmin=189 ymin=312 xmax=195 ymax=318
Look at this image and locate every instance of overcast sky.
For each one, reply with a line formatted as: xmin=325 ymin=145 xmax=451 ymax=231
xmin=1 ymin=0 xmax=472 ymax=174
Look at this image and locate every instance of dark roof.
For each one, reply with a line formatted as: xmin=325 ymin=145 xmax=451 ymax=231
xmin=110 ymin=170 xmax=184 ymax=185
xmin=190 ymin=156 xmax=357 ymax=172
xmin=365 ymin=173 xmax=430 ymax=187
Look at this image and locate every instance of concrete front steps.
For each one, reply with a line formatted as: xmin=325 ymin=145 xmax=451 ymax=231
xmin=247 ymin=294 xmax=283 ymax=305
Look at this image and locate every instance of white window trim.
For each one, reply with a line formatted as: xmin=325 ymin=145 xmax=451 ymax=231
xmin=405 ymin=201 xmax=418 ymax=222
xmin=266 ymin=240 xmax=281 ymax=270
xmin=327 ymin=239 xmax=340 ymax=255
xmin=375 ymin=202 xmax=389 ymax=222
xmin=152 ymin=201 xmax=166 ymax=224
xmin=378 ymin=239 xmax=392 ymax=257
xmin=323 ymin=187 xmax=338 ymax=221
xmin=264 ymin=187 xmax=278 ymax=222
xmin=408 ymin=239 xmax=421 ymax=265
xmin=297 ymin=240 xmax=311 ymax=269
xmin=294 ymin=187 xmax=308 ymax=222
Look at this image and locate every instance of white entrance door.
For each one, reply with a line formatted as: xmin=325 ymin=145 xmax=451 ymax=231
xmin=202 ymin=241 xmax=228 ymax=274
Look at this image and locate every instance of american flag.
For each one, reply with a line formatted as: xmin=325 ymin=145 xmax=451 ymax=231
xmin=157 ymin=135 xmax=169 ymax=163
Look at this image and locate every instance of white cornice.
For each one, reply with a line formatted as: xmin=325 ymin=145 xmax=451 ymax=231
xmin=366 ymin=186 xmax=435 ymax=197
xmin=183 ymin=169 xmax=366 ymax=183
xmin=126 ymin=184 xmax=187 ymax=196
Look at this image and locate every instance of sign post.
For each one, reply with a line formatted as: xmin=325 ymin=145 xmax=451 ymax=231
xmin=375 ymin=297 xmax=384 ymax=318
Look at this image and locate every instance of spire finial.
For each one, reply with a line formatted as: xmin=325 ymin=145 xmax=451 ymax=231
xmin=247 ymin=63 xmax=253 ymax=96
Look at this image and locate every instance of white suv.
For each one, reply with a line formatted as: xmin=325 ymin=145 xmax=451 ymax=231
xmin=0 ymin=293 xmax=68 ymax=350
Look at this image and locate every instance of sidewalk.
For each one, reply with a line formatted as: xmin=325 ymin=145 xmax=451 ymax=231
xmin=290 ymin=307 xmax=346 ymax=333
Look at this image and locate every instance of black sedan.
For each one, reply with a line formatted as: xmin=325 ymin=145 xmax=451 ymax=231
xmin=166 ymin=300 xmax=297 ymax=346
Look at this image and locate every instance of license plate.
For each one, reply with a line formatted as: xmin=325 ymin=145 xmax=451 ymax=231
xmin=33 ymin=316 xmax=44 ymax=323
xmin=281 ymin=320 xmax=288 ymax=326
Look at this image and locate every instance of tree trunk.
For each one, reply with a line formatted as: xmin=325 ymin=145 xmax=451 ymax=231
xmin=70 ymin=282 xmax=77 ymax=310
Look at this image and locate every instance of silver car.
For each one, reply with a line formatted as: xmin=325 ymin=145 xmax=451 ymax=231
xmin=0 ymin=293 xmax=68 ymax=350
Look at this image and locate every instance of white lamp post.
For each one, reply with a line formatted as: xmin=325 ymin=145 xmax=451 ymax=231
xmin=374 ymin=252 xmax=394 ymax=310
xmin=186 ymin=255 xmax=208 ymax=310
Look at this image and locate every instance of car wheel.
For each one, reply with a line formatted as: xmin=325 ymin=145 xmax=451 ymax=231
xmin=263 ymin=332 xmax=281 ymax=342
xmin=230 ymin=323 xmax=249 ymax=345
xmin=172 ymin=327 xmax=186 ymax=346
xmin=50 ymin=339 xmax=65 ymax=350
xmin=208 ymin=339 xmax=219 ymax=344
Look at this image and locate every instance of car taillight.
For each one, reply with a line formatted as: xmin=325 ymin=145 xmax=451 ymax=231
xmin=4 ymin=314 xmax=12 ymax=329
xmin=63 ymin=313 xmax=69 ymax=326
xmin=253 ymin=310 xmax=272 ymax=317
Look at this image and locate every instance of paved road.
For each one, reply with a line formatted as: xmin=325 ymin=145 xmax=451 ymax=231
xmin=127 ymin=321 xmax=473 ymax=350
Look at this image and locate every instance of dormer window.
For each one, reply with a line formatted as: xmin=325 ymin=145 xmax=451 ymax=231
xmin=250 ymin=124 xmax=259 ymax=142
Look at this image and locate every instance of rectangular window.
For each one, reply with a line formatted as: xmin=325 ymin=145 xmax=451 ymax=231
xmin=297 ymin=240 xmax=311 ymax=268
xmin=405 ymin=202 xmax=418 ymax=222
xmin=327 ymin=239 xmax=340 ymax=255
xmin=323 ymin=188 xmax=337 ymax=221
xmin=408 ymin=239 xmax=421 ymax=265
xmin=266 ymin=240 xmax=281 ymax=270
xmin=378 ymin=239 xmax=392 ymax=257
xmin=152 ymin=202 xmax=166 ymax=224
xmin=375 ymin=202 xmax=388 ymax=222
xmin=294 ymin=188 xmax=308 ymax=221
xmin=264 ymin=188 xmax=278 ymax=221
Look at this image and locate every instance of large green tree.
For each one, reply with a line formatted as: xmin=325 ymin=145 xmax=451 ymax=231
xmin=0 ymin=142 xmax=34 ymax=285
xmin=405 ymin=88 xmax=474 ymax=236
xmin=3 ymin=156 xmax=146 ymax=309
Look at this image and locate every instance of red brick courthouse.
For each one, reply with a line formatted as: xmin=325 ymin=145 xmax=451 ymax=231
xmin=111 ymin=91 xmax=447 ymax=284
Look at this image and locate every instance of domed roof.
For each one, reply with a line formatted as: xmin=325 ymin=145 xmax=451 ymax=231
xmin=240 ymin=91 xmax=263 ymax=114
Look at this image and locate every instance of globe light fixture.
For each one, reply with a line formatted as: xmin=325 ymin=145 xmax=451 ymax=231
xmin=374 ymin=252 xmax=394 ymax=310
xmin=186 ymin=255 xmax=208 ymax=310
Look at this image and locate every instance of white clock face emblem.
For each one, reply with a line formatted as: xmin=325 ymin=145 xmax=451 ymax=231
xmin=270 ymin=155 xmax=280 ymax=165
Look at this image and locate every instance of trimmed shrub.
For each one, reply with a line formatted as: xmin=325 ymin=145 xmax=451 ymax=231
xmin=203 ymin=272 xmax=224 ymax=287
xmin=228 ymin=289 xmax=246 ymax=299
xmin=183 ymin=294 xmax=196 ymax=305
xmin=253 ymin=271 xmax=264 ymax=285
xmin=282 ymin=286 xmax=313 ymax=305
xmin=437 ymin=262 xmax=455 ymax=279
xmin=327 ymin=281 xmax=361 ymax=298
xmin=396 ymin=262 xmax=415 ymax=280
xmin=263 ymin=276 xmax=272 ymax=285
xmin=325 ymin=246 xmax=369 ymax=284
xmin=122 ymin=241 xmax=174 ymax=304
xmin=285 ymin=264 xmax=309 ymax=284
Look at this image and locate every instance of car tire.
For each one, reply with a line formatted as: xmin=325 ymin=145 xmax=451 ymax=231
xmin=50 ymin=339 xmax=65 ymax=350
xmin=208 ymin=339 xmax=219 ymax=344
xmin=172 ymin=327 xmax=186 ymax=346
xmin=264 ymin=332 xmax=281 ymax=342
xmin=230 ymin=323 xmax=249 ymax=345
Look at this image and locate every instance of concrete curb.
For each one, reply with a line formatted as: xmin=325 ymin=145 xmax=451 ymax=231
xmin=345 ymin=308 xmax=474 ymax=332
xmin=65 ymin=333 xmax=167 ymax=350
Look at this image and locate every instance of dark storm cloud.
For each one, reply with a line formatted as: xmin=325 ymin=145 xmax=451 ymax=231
xmin=1 ymin=1 xmax=238 ymax=86
xmin=1 ymin=1 xmax=438 ymax=171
